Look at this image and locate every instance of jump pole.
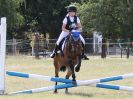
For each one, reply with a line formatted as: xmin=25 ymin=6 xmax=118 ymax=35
xmin=6 ymin=71 xmax=133 ymax=94
xmin=10 ymin=82 xmax=133 ymax=95
xmin=6 ymin=71 xmax=133 ymax=84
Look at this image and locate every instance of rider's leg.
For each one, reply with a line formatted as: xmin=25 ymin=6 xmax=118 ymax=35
xmin=80 ymin=35 xmax=89 ymax=59
xmin=50 ymin=31 xmax=69 ymax=58
xmin=80 ymin=35 xmax=86 ymax=57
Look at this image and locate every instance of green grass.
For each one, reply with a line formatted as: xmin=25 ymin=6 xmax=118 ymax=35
xmin=3 ymin=55 xmax=133 ymax=99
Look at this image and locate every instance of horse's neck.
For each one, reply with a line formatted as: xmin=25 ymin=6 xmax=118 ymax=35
xmin=66 ymin=34 xmax=71 ymax=40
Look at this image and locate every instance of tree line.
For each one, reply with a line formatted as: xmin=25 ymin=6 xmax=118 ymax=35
xmin=0 ymin=0 xmax=133 ymax=40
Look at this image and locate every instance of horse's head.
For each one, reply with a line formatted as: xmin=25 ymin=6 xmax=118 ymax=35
xmin=65 ymin=30 xmax=82 ymax=58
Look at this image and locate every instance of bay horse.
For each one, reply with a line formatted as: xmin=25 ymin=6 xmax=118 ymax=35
xmin=53 ymin=31 xmax=83 ymax=93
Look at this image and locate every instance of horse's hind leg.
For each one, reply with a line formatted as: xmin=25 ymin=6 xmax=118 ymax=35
xmin=65 ymin=69 xmax=72 ymax=94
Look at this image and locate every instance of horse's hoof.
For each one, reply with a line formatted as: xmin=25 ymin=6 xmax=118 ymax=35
xmin=75 ymin=67 xmax=80 ymax=72
xmin=84 ymin=57 xmax=89 ymax=60
xmin=54 ymin=91 xmax=58 ymax=94
xmin=72 ymin=80 xmax=77 ymax=85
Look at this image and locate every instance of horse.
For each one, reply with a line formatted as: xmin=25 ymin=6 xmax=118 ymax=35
xmin=53 ymin=31 xmax=83 ymax=93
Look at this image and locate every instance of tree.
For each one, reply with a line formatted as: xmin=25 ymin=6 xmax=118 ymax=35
xmin=0 ymin=0 xmax=82 ymax=39
xmin=0 ymin=0 xmax=25 ymax=39
xmin=19 ymin=0 xmax=71 ymax=38
xmin=76 ymin=0 xmax=99 ymax=36
xmin=77 ymin=0 xmax=133 ymax=39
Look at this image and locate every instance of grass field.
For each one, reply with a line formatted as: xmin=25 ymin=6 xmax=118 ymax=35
xmin=3 ymin=55 xmax=133 ymax=99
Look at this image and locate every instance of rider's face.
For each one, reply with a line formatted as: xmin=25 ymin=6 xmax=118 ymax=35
xmin=69 ymin=12 xmax=76 ymax=17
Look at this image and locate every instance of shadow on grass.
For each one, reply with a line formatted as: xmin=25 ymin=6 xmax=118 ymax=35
xmin=66 ymin=92 xmax=93 ymax=98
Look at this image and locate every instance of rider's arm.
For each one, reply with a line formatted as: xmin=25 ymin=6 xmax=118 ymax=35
xmin=77 ymin=17 xmax=83 ymax=32
xmin=77 ymin=23 xmax=82 ymax=32
xmin=62 ymin=24 xmax=69 ymax=33
xmin=62 ymin=17 xmax=69 ymax=33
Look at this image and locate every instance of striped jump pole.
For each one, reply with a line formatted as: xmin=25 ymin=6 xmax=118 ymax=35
xmin=10 ymin=82 xmax=133 ymax=95
xmin=6 ymin=71 xmax=133 ymax=84
xmin=6 ymin=71 xmax=133 ymax=94
xmin=6 ymin=71 xmax=72 ymax=83
xmin=10 ymin=83 xmax=76 ymax=94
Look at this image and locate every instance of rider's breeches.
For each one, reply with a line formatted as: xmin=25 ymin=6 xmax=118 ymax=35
xmin=56 ymin=31 xmax=85 ymax=45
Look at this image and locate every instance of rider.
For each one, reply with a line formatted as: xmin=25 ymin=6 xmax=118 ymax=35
xmin=50 ymin=5 xmax=86 ymax=58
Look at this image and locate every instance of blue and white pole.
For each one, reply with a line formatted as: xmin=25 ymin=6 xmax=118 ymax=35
xmin=93 ymin=83 xmax=133 ymax=91
xmin=6 ymin=71 xmax=72 ymax=83
xmin=6 ymin=71 xmax=133 ymax=84
xmin=10 ymin=83 xmax=133 ymax=95
xmin=6 ymin=71 xmax=133 ymax=94
xmin=10 ymin=83 xmax=76 ymax=94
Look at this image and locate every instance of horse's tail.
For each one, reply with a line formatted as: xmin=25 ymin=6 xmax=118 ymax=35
xmin=60 ymin=66 xmax=66 ymax=72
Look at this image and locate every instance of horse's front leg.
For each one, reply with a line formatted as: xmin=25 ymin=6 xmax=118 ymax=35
xmin=71 ymin=65 xmax=76 ymax=85
xmin=75 ymin=55 xmax=82 ymax=72
xmin=54 ymin=61 xmax=59 ymax=93
xmin=68 ymin=59 xmax=76 ymax=84
xmin=54 ymin=69 xmax=59 ymax=93
xmin=65 ymin=70 xmax=72 ymax=94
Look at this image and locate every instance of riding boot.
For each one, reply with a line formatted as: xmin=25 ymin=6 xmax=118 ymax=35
xmin=50 ymin=45 xmax=59 ymax=58
xmin=81 ymin=43 xmax=85 ymax=58
xmin=81 ymin=43 xmax=89 ymax=60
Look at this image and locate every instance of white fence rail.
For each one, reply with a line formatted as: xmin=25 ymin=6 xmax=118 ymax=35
xmin=5 ymin=38 xmax=133 ymax=57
